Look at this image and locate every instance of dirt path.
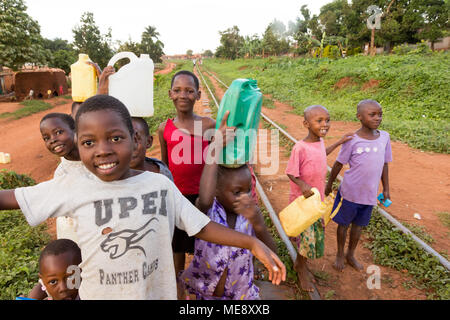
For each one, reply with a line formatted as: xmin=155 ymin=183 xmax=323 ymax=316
xmin=201 ymin=67 xmax=449 ymax=300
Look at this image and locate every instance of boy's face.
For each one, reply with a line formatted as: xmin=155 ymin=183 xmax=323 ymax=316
xmin=168 ymin=74 xmax=201 ymax=113
xmin=39 ymin=252 xmax=80 ymax=300
xmin=216 ymin=167 xmax=252 ymax=215
xmin=303 ymin=108 xmax=330 ymax=138
xmin=77 ymin=110 xmax=137 ymax=182
xmin=357 ymin=103 xmax=382 ymax=129
xmin=130 ymin=119 xmax=153 ymax=169
xmin=40 ymin=118 xmax=76 ymax=157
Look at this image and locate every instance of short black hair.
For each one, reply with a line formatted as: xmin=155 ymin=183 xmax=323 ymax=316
xmin=217 ymin=164 xmax=250 ymax=184
xmin=75 ymin=95 xmax=134 ymax=136
xmin=357 ymin=99 xmax=381 ymax=114
xmin=131 ymin=117 xmax=150 ymax=138
xmin=39 ymin=239 xmax=82 ymax=271
xmin=40 ymin=112 xmax=75 ymax=130
xmin=303 ymin=105 xmax=329 ymax=121
xmin=171 ymin=70 xmax=199 ymax=91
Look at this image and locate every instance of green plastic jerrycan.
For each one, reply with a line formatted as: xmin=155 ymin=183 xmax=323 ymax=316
xmin=216 ymin=79 xmax=262 ymax=167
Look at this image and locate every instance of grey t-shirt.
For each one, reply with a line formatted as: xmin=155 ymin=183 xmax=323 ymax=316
xmin=15 ymin=171 xmax=210 ymax=300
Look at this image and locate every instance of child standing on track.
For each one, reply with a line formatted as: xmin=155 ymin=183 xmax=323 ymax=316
xmin=0 ymin=94 xmax=285 ymax=299
xmin=180 ymin=112 xmax=277 ymax=300
xmin=325 ymin=99 xmax=392 ymax=272
xmin=286 ymin=105 xmax=353 ymax=292
xmin=158 ymin=70 xmax=216 ymax=283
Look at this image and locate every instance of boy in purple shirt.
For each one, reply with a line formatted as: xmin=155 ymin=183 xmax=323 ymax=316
xmin=325 ymin=100 xmax=392 ymax=272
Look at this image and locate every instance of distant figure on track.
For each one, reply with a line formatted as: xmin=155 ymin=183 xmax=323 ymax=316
xmin=325 ymin=99 xmax=392 ymax=272
xmin=286 ymin=105 xmax=353 ymax=292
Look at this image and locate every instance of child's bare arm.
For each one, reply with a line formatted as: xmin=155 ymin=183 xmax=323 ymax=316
xmin=381 ymin=163 xmax=390 ymax=200
xmin=96 ymin=66 xmax=115 ymax=95
xmin=195 ymin=221 xmax=286 ymax=285
xmin=0 ymin=190 xmax=19 ymax=210
xmin=326 ymin=132 xmax=354 ymax=155
xmin=157 ymin=121 xmax=168 ymax=165
xmin=197 ymin=111 xmax=235 ymax=213
xmin=233 ymin=194 xmax=277 ymax=253
xmin=287 ymin=174 xmax=314 ymax=198
xmin=325 ymin=161 xmax=343 ymax=196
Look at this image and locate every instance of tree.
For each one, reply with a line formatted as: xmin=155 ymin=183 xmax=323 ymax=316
xmin=215 ymin=26 xmax=244 ymax=59
xmin=42 ymin=38 xmax=77 ymax=74
xmin=416 ymin=0 xmax=449 ymax=50
xmin=239 ymin=35 xmax=262 ymax=58
xmin=72 ymin=12 xmax=114 ymax=68
xmin=140 ymin=26 xmax=164 ymax=63
xmin=186 ymin=49 xmax=193 ymax=57
xmin=0 ymin=0 xmax=48 ymax=70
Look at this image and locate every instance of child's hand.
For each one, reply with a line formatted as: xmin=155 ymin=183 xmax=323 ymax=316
xmin=250 ymin=239 xmax=286 ymax=285
xmin=97 ymin=66 xmax=115 ymax=95
xmin=325 ymin=185 xmax=332 ymax=197
xmin=338 ymin=132 xmax=355 ymax=145
xmin=383 ymin=190 xmax=390 ymax=201
xmin=301 ymin=185 xmax=314 ymax=199
xmin=233 ymin=193 xmax=259 ymax=222
xmin=213 ymin=111 xmax=236 ymax=149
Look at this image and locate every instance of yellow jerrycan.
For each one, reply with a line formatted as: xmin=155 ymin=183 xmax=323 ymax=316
xmin=279 ymin=188 xmax=336 ymax=237
xmin=70 ymin=54 xmax=98 ymax=102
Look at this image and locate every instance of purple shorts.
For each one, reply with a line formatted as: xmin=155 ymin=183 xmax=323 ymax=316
xmin=332 ymin=189 xmax=374 ymax=227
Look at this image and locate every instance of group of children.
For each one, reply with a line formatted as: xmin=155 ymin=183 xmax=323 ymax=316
xmin=1 ymin=65 xmax=391 ymax=300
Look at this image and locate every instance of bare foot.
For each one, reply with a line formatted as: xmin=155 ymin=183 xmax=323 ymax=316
xmin=332 ymin=255 xmax=345 ymax=272
xmin=298 ymin=270 xmax=315 ymax=292
xmin=346 ymin=254 xmax=363 ymax=271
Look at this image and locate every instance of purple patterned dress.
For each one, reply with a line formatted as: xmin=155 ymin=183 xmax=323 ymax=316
xmin=180 ymin=199 xmax=260 ymax=300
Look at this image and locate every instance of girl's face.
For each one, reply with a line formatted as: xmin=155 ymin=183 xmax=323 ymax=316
xmin=129 ymin=119 xmax=152 ymax=169
xmin=168 ymin=74 xmax=200 ymax=113
xmin=39 ymin=252 xmax=80 ymax=300
xmin=216 ymin=168 xmax=252 ymax=215
xmin=304 ymin=108 xmax=330 ymax=139
xmin=40 ymin=118 xmax=76 ymax=157
xmin=357 ymin=103 xmax=383 ymax=130
xmin=77 ymin=110 xmax=137 ymax=182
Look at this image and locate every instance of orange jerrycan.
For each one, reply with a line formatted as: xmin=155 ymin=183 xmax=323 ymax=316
xmin=70 ymin=54 xmax=98 ymax=102
xmin=279 ymin=188 xmax=335 ymax=237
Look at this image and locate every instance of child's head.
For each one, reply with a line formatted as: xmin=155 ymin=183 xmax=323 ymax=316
xmin=40 ymin=113 xmax=78 ymax=160
xmin=303 ymin=105 xmax=330 ymax=138
xmin=130 ymin=117 xmax=153 ymax=169
xmin=71 ymin=101 xmax=82 ymax=119
xmin=356 ymin=99 xmax=382 ymax=130
xmin=215 ymin=164 xmax=252 ymax=214
xmin=169 ymin=70 xmax=201 ymax=113
xmin=75 ymin=95 xmax=138 ymax=182
xmin=38 ymin=239 xmax=82 ymax=300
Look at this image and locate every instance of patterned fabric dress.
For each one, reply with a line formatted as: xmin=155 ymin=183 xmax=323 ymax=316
xmin=180 ymin=199 xmax=260 ymax=300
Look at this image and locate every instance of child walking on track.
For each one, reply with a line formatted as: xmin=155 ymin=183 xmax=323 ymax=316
xmin=180 ymin=112 xmax=277 ymax=300
xmin=325 ymin=99 xmax=392 ymax=272
xmin=0 ymin=95 xmax=285 ymax=299
xmin=286 ymin=105 xmax=353 ymax=292
xmin=158 ymin=70 xmax=216 ymax=283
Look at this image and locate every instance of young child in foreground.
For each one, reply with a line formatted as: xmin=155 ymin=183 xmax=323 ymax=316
xmin=0 ymin=95 xmax=285 ymax=299
xmin=28 ymin=239 xmax=82 ymax=300
xmin=158 ymin=70 xmax=216 ymax=282
xmin=325 ymin=99 xmax=392 ymax=272
xmin=181 ymin=112 xmax=277 ymax=300
xmin=285 ymin=105 xmax=353 ymax=292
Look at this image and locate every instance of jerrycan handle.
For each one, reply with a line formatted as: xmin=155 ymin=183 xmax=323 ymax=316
xmin=107 ymin=51 xmax=138 ymax=68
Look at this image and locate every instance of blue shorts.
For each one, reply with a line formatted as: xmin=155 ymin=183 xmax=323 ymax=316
xmin=331 ymin=189 xmax=374 ymax=227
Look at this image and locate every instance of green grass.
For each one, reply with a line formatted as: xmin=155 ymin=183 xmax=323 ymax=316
xmin=203 ymin=52 xmax=450 ymax=153
xmin=0 ymin=100 xmax=54 ymax=120
xmin=437 ymin=212 xmax=450 ymax=229
xmin=364 ymin=208 xmax=450 ymax=300
xmin=0 ymin=170 xmax=51 ymax=300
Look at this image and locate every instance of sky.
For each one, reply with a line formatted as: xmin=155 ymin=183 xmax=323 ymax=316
xmin=25 ymin=0 xmax=331 ymax=56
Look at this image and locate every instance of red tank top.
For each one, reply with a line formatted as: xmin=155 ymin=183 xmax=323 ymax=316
xmin=163 ymin=118 xmax=210 ymax=195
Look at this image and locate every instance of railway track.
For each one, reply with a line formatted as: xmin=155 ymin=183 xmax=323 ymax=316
xmin=194 ymin=63 xmax=450 ymax=300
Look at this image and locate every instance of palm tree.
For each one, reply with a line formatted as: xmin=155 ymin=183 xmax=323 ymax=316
xmin=140 ymin=26 xmax=164 ymax=63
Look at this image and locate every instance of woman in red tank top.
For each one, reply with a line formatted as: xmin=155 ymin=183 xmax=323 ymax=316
xmin=158 ymin=70 xmax=215 ymax=296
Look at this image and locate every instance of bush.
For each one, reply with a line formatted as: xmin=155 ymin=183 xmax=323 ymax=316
xmin=393 ymin=44 xmax=413 ymax=55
